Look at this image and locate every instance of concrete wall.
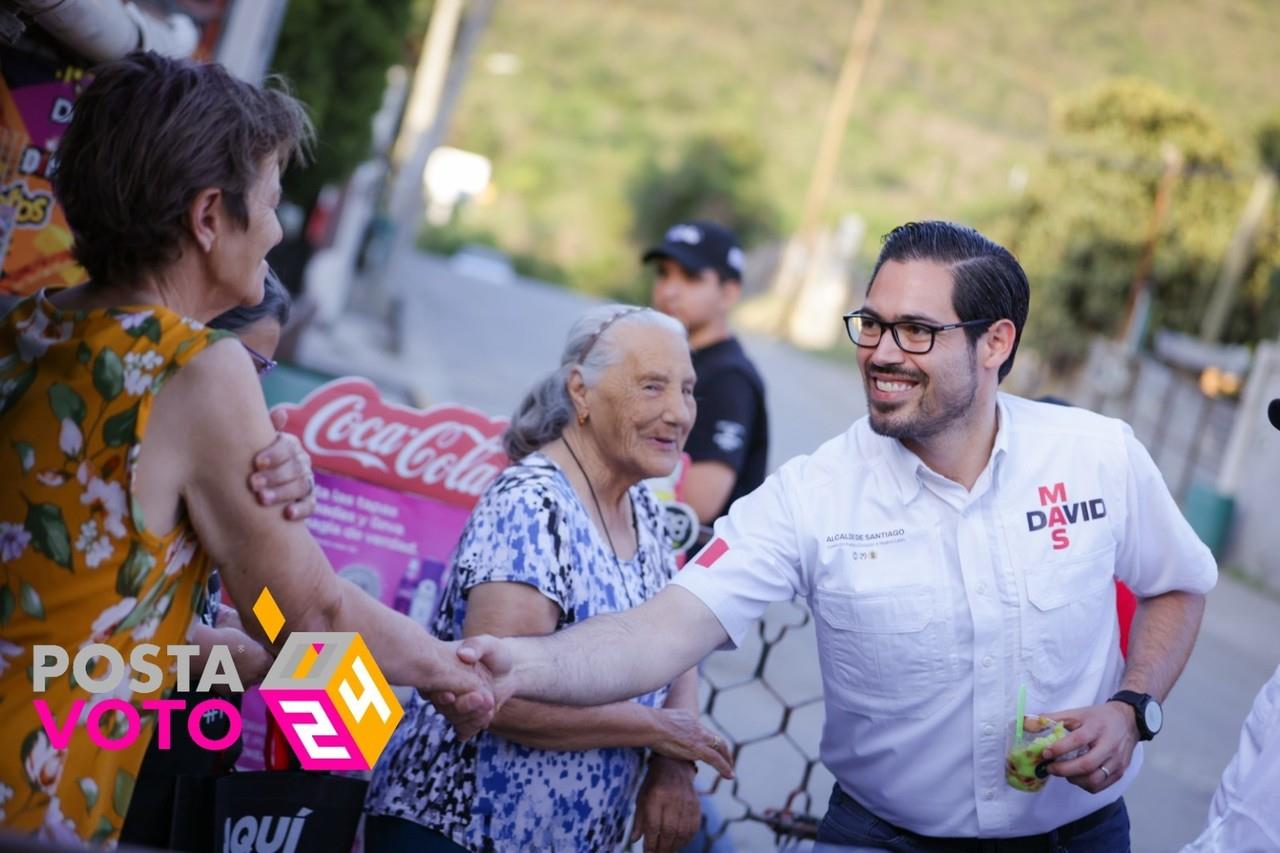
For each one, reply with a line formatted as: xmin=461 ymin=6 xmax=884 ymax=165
xmin=1222 ymin=344 xmax=1280 ymax=587
xmin=1070 ymin=338 xmax=1280 ymax=588
xmin=1072 ymin=340 xmax=1236 ymax=504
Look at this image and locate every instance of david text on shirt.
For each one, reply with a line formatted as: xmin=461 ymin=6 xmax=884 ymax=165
xmin=1025 ymin=481 xmax=1107 ymax=551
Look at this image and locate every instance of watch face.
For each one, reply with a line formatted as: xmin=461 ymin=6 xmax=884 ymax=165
xmin=1144 ymin=699 xmax=1163 ymax=734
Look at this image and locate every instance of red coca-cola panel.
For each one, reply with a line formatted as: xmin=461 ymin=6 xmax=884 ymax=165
xmin=273 ymin=378 xmax=511 ymax=509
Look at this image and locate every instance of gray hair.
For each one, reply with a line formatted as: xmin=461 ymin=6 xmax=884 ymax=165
xmin=503 ymin=304 xmax=687 ymax=459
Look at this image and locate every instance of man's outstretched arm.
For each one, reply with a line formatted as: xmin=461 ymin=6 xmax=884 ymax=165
xmin=441 ymin=586 xmax=727 ymax=737
xmin=510 ymin=585 xmax=728 ymax=705
xmin=441 ymin=457 xmax=811 ymax=737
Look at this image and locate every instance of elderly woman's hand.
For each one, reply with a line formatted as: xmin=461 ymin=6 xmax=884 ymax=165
xmin=649 ymin=708 xmax=735 ymax=779
xmin=248 ymin=408 xmax=316 ymax=520
xmin=630 ymin=756 xmax=701 ymax=853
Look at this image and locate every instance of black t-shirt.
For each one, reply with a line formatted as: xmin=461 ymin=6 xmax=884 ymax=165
xmin=686 ymin=337 xmax=768 ymax=520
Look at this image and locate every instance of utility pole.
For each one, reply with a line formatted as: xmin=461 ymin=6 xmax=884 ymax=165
xmin=771 ymin=0 xmax=883 ymax=337
xmin=1119 ymin=142 xmax=1182 ymax=354
xmin=387 ymin=0 xmax=467 ymax=221
xmin=1199 ymin=168 xmax=1278 ymax=343
xmin=216 ymin=0 xmax=289 ymax=83
xmin=379 ymin=0 xmax=495 ymax=308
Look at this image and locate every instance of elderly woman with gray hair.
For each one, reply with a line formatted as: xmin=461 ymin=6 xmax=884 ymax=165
xmin=364 ymin=305 xmax=734 ymax=853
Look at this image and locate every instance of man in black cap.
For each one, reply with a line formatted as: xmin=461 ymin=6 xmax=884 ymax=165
xmin=644 ymin=221 xmax=769 ymax=539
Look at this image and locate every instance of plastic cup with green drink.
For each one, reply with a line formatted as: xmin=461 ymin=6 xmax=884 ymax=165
xmin=1006 ymin=714 xmax=1071 ymax=792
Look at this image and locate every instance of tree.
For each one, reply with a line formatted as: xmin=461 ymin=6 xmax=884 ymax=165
xmin=1257 ymin=111 xmax=1280 ymax=176
xmin=270 ymin=0 xmax=420 ymax=209
xmin=1002 ymin=78 xmax=1280 ymax=370
xmin=627 ymin=133 xmax=781 ymax=255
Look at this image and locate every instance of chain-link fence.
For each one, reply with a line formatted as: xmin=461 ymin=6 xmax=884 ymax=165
xmin=684 ymin=600 xmax=832 ymax=852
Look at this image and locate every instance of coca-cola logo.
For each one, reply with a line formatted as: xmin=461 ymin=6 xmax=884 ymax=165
xmin=274 ymin=379 xmax=510 ymax=508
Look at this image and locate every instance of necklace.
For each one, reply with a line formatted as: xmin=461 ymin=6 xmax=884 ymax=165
xmin=561 ymin=436 xmax=627 ymax=560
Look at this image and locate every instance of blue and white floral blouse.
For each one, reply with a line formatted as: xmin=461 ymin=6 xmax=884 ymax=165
xmin=364 ymin=452 xmax=676 ymax=852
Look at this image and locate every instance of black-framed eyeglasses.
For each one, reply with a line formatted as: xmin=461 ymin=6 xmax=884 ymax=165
xmin=243 ymin=343 xmax=277 ymax=378
xmin=843 ymin=311 xmax=995 ymax=355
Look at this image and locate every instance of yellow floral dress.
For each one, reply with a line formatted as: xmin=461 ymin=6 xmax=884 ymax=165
xmin=0 ymin=291 xmax=229 ymax=845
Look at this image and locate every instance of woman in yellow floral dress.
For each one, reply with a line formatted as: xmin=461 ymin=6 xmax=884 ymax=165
xmin=0 ymin=53 xmax=500 ymax=846
xmin=0 ymin=296 xmax=231 ymax=843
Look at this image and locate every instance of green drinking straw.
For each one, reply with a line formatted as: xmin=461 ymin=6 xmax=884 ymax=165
xmin=1015 ymin=682 xmax=1027 ymax=742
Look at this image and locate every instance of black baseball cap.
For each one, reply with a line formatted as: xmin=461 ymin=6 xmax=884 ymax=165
xmin=643 ymin=221 xmax=744 ymax=282
xmin=1268 ymin=398 xmax=1280 ymax=431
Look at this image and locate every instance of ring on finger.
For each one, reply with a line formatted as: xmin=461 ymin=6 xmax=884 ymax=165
xmin=1100 ymin=765 xmax=1111 ymax=780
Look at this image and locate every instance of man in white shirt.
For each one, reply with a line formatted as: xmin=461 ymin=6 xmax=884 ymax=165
xmin=1182 ymin=400 xmax=1280 ymax=853
xmin=446 ymin=221 xmax=1218 ymax=851
xmin=1183 ymin=663 xmax=1280 ymax=852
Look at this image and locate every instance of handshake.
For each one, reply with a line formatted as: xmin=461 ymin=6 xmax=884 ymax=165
xmin=426 ymin=635 xmax=516 ymax=740
xmin=419 ymin=633 xmax=736 ymax=779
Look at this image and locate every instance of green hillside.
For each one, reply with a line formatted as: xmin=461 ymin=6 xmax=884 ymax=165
xmin=433 ymin=0 xmax=1280 ymax=304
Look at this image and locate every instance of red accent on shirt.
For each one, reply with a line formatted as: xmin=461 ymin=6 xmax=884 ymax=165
xmin=1116 ymin=580 xmax=1137 ymax=658
xmin=694 ymin=538 xmax=729 ymax=568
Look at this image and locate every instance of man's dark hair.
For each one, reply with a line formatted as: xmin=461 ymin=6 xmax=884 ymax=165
xmin=867 ymin=221 xmax=1030 ymax=382
xmin=54 ymin=51 xmax=312 ymax=289
xmin=209 ymin=267 xmax=292 ymax=333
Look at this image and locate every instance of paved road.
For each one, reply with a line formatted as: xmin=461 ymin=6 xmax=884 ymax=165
xmin=303 ymin=250 xmax=1280 ymax=852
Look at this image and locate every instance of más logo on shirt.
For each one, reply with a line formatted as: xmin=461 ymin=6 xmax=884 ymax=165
xmin=1025 ymin=481 xmax=1106 ymax=551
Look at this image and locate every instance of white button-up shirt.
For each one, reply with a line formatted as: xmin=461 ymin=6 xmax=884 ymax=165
xmin=673 ymin=394 xmax=1218 ymax=837
xmin=1184 ymin=664 xmax=1280 ymax=852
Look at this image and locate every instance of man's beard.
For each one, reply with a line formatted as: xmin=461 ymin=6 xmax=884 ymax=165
xmin=866 ymin=357 xmax=978 ymax=441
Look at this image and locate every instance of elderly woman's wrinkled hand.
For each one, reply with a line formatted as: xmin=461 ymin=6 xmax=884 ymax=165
xmin=630 ymin=756 xmax=701 ymax=853
xmin=426 ymin=635 xmax=516 ymax=739
xmin=248 ymin=408 xmax=316 ymax=520
xmin=650 ymin=708 xmax=735 ymax=779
